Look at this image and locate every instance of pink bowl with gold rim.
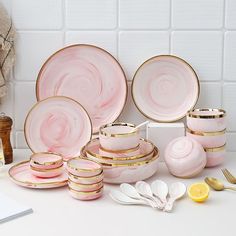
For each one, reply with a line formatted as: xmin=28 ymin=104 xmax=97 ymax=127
xmin=30 ymin=152 xmax=63 ymax=170
xmin=68 ymin=179 xmax=103 ymax=192
xmin=67 ymin=158 xmax=102 ymax=177
xmin=186 ymin=128 xmax=226 ymax=149
xmin=99 ymin=123 xmax=140 ymax=151
xmin=68 ymin=171 xmax=104 ymax=185
xmin=187 ymin=109 xmax=226 ymax=132
xmin=69 ymin=186 xmax=103 ymax=200
xmin=30 ymin=165 xmax=64 ymax=178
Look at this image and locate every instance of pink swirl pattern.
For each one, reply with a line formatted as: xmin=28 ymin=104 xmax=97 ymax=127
xmin=132 ymin=55 xmax=199 ymax=122
xmin=165 ymin=137 xmax=206 ymax=178
xmin=36 ymin=44 xmax=127 ymax=133
xmin=24 ymin=97 xmax=92 ymax=160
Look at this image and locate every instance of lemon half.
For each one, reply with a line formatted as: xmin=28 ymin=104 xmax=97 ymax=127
xmin=188 ymin=182 xmax=210 ymax=202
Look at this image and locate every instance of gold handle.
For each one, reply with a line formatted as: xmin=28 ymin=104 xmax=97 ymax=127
xmin=225 ymin=186 xmax=236 ymax=191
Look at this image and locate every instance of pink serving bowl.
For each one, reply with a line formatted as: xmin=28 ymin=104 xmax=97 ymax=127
xmin=30 ymin=164 xmax=64 ymax=178
xmin=68 ymin=179 xmax=103 ymax=192
xmin=99 ymin=123 xmax=140 ymax=151
xmin=187 ymin=108 xmax=226 ymax=132
xmin=67 ymin=157 xmax=102 ymax=177
xmin=30 ymin=152 xmax=63 ymax=170
xmin=68 ymin=171 xmax=104 ymax=185
xmin=68 ymin=186 xmax=103 ymax=201
xmin=82 ymin=146 xmax=159 ymax=184
xmin=164 ymin=136 xmax=206 ymax=178
xmin=186 ymin=128 xmax=226 ymax=148
xmin=205 ymin=145 xmax=226 ymax=168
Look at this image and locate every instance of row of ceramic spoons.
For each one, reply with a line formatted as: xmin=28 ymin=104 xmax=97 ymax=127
xmin=110 ymin=180 xmax=186 ymax=212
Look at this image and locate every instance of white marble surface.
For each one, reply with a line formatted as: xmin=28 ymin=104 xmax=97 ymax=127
xmin=0 ymin=149 xmax=235 ymax=236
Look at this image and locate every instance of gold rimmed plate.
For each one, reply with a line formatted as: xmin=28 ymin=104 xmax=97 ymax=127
xmin=83 ymin=138 xmax=155 ymax=162
xmin=36 ymin=44 xmax=128 ymax=133
xmin=131 ymin=55 xmax=199 ymax=122
xmin=9 ymin=161 xmax=68 ymax=189
xmin=24 ymin=96 xmax=92 ymax=161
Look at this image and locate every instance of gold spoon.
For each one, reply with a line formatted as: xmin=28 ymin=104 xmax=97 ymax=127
xmin=205 ymin=177 xmax=236 ymax=191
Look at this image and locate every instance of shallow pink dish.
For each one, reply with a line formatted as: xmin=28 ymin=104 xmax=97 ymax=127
xmin=30 ymin=165 xmax=63 ymax=178
xmin=84 ymin=138 xmax=154 ymax=164
xmin=132 ymin=55 xmax=199 ymax=122
xmin=186 ymin=128 xmax=226 ymax=149
xmin=187 ymin=108 xmax=226 ymax=132
xmin=68 ymin=179 xmax=103 ymax=192
xmin=67 ymin=158 xmax=102 ymax=177
xmin=205 ymin=145 xmax=226 ymax=168
xmin=69 ymin=186 xmax=103 ymax=201
xmin=8 ymin=161 xmax=67 ymax=189
xmin=165 ymin=136 xmax=206 ymax=178
xmin=24 ymin=96 xmax=92 ymax=161
xmin=68 ymin=172 xmax=104 ymax=185
xmin=82 ymin=147 xmax=159 ymax=184
xmin=30 ymin=152 xmax=63 ymax=170
xmin=36 ymin=44 xmax=127 ymax=133
xmin=99 ymin=123 xmax=140 ymax=151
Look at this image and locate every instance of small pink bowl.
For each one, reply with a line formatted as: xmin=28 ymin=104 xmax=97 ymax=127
xmin=68 ymin=179 xmax=103 ymax=192
xmin=68 ymin=172 xmax=104 ymax=185
xmin=164 ymin=136 xmax=207 ymax=178
xmin=30 ymin=165 xmax=64 ymax=178
xmin=67 ymin=158 xmax=102 ymax=177
xmin=30 ymin=152 xmax=63 ymax=170
xmin=186 ymin=128 xmax=226 ymax=148
xmin=205 ymin=145 xmax=226 ymax=167
xmin=68 ymin=186 xmax=103 ymax=201
xmin=99 ymin=123 xmax=140 ymax=151
xmin=187 ymin=108 xmax=226 ymax=132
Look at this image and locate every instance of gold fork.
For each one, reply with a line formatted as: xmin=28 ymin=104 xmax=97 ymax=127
xmin=221 ymin=169 xmax=236 ymax=184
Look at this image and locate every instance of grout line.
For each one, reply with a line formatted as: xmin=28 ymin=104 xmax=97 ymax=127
xmin=221 ymin=0 xmax=227 ymax=108
xmin=168 ymin=0 xmax=172 ymax=54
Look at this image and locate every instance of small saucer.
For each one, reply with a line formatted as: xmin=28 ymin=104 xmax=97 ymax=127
xmin=9 ymin=160 xmax=68 ymax=189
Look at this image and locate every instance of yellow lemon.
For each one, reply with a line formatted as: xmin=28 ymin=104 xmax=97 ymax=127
xmin=188 ymin=182 xmax=210 ymax=202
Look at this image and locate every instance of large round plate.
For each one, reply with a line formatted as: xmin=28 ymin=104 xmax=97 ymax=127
xmin=36 ymin=44 xmax=128 ymax=133
xmin=24 ymin=96 xmax=92 ymax=160
xmin=9 ymin=161 xmax=68 ymax=189
xmin=132 ymin=55 xmax=199 ymax=122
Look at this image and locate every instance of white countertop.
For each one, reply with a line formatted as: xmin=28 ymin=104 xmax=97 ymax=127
xmin=0 ymin=149 xmax=235 ymax=236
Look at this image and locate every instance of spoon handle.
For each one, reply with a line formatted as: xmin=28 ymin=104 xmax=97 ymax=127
xmin=225 ymin=186 xmax=236 ymax=191
xmin=163 ymin=198 xmax=175 ymax=212
xmin=140 ymin=196 xmax=159 ymax=209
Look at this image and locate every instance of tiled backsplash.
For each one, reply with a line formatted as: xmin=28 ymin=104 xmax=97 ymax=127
xmin=1 ymin=0 xmax=236 ymax=150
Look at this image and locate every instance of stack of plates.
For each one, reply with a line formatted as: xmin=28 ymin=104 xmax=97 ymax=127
xmin=82 ymin=138 xmax=159 ymax=184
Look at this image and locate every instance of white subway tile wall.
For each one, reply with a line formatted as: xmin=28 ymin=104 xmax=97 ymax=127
xmin=0 ymin=0 xmax=235 ymax=150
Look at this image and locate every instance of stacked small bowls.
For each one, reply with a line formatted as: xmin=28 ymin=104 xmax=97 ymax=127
xmin=186 ymin=109 xmax=226 ymax=167
xmin=67 ymin=158 xmax=103 ymax=200
xmin=82 ymin=122 xmax=159 ymax=184
xmin=30 ymin=152 xmax=64 ymax=178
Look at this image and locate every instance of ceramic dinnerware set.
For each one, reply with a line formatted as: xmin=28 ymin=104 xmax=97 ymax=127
xmin=67 ymin=158 xmax=104 ymax=200
xmin=81 ymin=122 xmax=159 ymax=184
xmin=186 ymin=109 xmax=226 ymax=167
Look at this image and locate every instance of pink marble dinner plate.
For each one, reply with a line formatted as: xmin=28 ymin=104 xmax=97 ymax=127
xmin=8 ymin=161 xmax=68 ymax=189
xmin=36 ymin=44 xmax=128 ymax=133
xmin=24 ymin=96 xmax=92 ymax=160
xmin=131 ymin=55 xmax=200 ymax=122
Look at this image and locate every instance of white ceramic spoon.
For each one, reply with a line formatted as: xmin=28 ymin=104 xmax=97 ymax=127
xmin=164 ymin=182 xmax=186 ymax=212
xmin=151 ymin=180 xmax=168 ymax=205
xmin=134 ymin=121 xmax=149 ymax=130
xmin=110 ymin=190 xmax=151 ymax=207
xmin=135 ymin=181 xmax=164 ymax=209
xmin=120 ymin=183 xmax=157 ymax=209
